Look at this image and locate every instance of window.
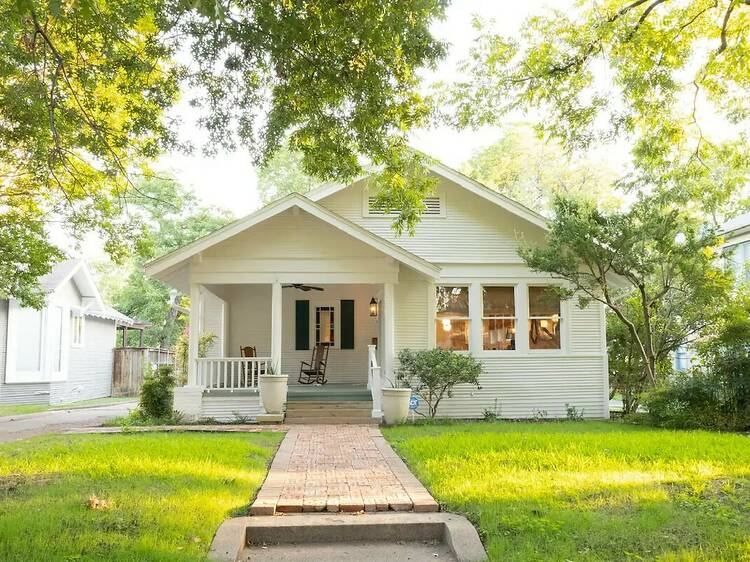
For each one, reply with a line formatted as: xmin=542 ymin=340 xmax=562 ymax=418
xmin=528 ymin=287 xmax=562 ymax=350
xmin=729 ymin=241 xmax=750 ymax=282
xmin=71 ymin=310 xmax=85 ymax=347
xmin=15 ymin=305 xmax=43 ymax=372
xmin=435 ymin=286 xmax=469 ymax=351
xmin=315 ymin=306 xmax=335 ymax=346
xmin=482 ymin=286 xmax=515 ymax=351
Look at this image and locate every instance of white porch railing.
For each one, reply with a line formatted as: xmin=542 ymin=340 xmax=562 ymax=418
xmin=368 ymin=344 xmax=383 ymax=418
xmin=196 ymin=357 xmax=270 ymax=391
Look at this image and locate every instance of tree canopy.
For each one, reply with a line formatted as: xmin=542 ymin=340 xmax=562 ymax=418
xmin=98 ymin=176 xmax=233 ymax=348
xmin=449 ymin=0 xmax=750 ymax=215
xmin=1 ymin=0 xmax=448 ymax=306
xmin=257 ymin=146 xmax=319 ymax=205
xmin=461 ymin=123 xmax=621 ymax=214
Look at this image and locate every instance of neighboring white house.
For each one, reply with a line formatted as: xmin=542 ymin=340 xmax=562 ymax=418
xmin=723 ymin=211 xmax=750 ymax=282
xmin=145 ymin=162 xmax=609 ymax=421
xmin=0 ymin=259 xmax=134 ymax=406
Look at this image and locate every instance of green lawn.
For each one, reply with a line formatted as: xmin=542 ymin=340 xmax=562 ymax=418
xmin=384 ymin=421 xmax=750 ymax=562
xmin=0 ymin=396 xmax=136 ymax=417
xmin=0 ymin=432 xmax=282 ymax=562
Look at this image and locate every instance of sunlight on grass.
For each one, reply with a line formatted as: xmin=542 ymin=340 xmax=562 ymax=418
xmin=0 ymin=432 xmax=282 ymax=562
xmin=384 ymin=421 xmax=750 ymax=562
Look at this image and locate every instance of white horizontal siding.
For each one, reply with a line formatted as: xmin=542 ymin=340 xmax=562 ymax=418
xmin=419 ymin=355 xmax=608 ymax=419
xmin=200 ymin=394 xmax=261 ymax=422
xmin=200 ymin=289 xmax=226 ymax=357
xmin=394 ymin=274 xmax=429 ymax=353
xmin=319 ymin=177 xmax=548 ymax=264
xmin=50 ymin=317 xmax=115 ymax=405
xmin=568 ymin=300 xmax=605 ymax=355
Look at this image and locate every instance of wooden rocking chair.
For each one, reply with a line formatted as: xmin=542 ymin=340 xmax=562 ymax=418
xmin=298 ymin=343 xmax=329 ymax=385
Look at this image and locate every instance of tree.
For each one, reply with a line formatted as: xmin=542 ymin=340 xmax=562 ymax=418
xmin=396 ymin=348 xmax=483 ymax=418
xmin=520 ymin=194 xmax=733 ymax=388
xmin=2 ymin=0 xmax=448 ymax=305
xmin=449 ymin=1 xmax=750 ymax=214
xmin=98 ymin=177 xmax=233 ymax=349
xmin=461 ymin=124 xmax=621 ymax=214
xmin=257 ymin=146 xmax=319 ymax=204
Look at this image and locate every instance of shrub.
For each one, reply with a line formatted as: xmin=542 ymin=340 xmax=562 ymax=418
xmin=139 ymin=364 xmax=177 ymax=419
xmin=396 ymin=348 xmax=483 ymax=418
xmin=644 ymin=347 xmax=750 ymax=431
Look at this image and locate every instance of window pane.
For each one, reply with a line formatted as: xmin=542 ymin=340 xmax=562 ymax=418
xmin=436 ymin=286 xmax=469 ymax=317
xmin=49 ymin=306 xmax=63 ymax=371
xmin=16 ymin=306 xmax=43 ymax=371
xmin=435 ymin=319 xmax=469 ymax=351
xmin=316 ymin=307 xmax=334 ymax=345
xmin=483 ymin=286 xmax=515 ymax=317
xmin=529 ymin=318 xmax=561 ymax=349
xmin=483 ymin=319 xmax=516 ymax=350
xmin=529 ymin=287 xmax=560 ymax=317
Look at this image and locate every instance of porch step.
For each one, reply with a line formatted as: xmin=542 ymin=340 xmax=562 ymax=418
xmin=285 ymin=399 xmax=376 ymax=425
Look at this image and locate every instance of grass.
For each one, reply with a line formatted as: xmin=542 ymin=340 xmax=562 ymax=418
xmin=383 ymin=421 xmax=750 ymax=562
xmin=0 ymin=396 xmax=136 ymax=417
xmin=0 ymin=432 xmax=282 ymax=562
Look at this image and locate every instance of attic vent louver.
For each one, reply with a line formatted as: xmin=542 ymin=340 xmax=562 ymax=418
xmin=367 ymin=195 xmax=443 ymax=216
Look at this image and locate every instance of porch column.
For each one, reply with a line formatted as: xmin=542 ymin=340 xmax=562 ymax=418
xmin=271 ymin=281 xmax=282 ymax=373
xmin=187 ymin=283 xmax=203 ymax=386
xmin=382 ymin=282 xmax=395 ymax=386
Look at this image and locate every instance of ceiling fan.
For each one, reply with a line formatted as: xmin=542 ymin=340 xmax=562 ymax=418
xmin=282 ymin=283 xmax=324 ymax=292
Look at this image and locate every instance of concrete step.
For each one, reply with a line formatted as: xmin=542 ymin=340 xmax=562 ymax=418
xmin=210 ymin=512 xmax=487 ymax=562
xmin=284 ymin=416 xmax=378 ymax=425
xmin=286 ymin=401 xmax=372 ymax=410
xmin=284 ymin=408 xmax=374 ymax=417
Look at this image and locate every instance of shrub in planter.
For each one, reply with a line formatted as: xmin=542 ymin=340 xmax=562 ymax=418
xmin=139 ymin=364 xmax=177 ymax=419
xmin=396 ymin=348 xmax=483 ymax=418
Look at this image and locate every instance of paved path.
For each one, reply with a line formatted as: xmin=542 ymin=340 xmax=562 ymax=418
xmin=250 ymin=425 xmax=438 ymax=515
xmin=0 ymin=401 xmax=137 ymax=443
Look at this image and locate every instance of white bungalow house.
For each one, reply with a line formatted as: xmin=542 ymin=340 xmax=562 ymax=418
xmin=145 ymin=162 xmax=609 ymax=422
xmin=0 ymin=259 xmax=134 ymax=406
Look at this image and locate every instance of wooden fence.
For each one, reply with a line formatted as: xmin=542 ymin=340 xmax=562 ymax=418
xmin=113 ymin=347 xmax=175 ymax=397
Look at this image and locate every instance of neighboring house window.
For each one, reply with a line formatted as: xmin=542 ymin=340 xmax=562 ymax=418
xmin=315 ymin=306 xmax=335 ymax=346
xmin=482 ymin=286 xmax=516 ymax=350
xmin=729 ymin=241 xmax=750 ymax=282
xmin=5 ymin=299 xmax=69 ymax=383
xmin=435 ymin=286 xmax=470 ymax=351
xmin=71 ymin=310 xmax=85 ymax=347
xmin=15 ymin=305 xmax=44 ymax=374
xmin=528 ymin=287 xmax=562 ymax=350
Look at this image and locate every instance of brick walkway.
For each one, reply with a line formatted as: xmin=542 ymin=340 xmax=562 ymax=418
xmin=250 ymin=425 xmax=439 ymax=515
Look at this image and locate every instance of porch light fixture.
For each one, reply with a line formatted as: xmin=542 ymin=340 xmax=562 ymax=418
xmin=369 ymin=298 xmax=379 ymax=317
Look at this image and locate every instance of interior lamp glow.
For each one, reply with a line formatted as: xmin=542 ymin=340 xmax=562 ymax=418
xmin=441 ymin=318 xmax=452 ymax=332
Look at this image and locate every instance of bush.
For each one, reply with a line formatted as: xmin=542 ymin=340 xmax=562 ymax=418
xmin=139 ymin=364 xmax=177 ymax=419
xmin=644 ymin=347 xmax=750 ymax=431
xmin=396 ymin=348 xmax=483 ymax=418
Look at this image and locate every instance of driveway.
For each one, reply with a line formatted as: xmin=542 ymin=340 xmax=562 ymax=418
xmin=0 ymin=401 xmax=137 ymax=443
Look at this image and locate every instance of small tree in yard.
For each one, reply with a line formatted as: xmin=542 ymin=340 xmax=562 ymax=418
xmin=140 ymin=365 xmax=177 ymax=419
xmin=396 ymin=348 xmax=483 ymax=419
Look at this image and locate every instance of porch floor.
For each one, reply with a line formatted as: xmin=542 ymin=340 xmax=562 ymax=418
xmin=287 ymin=383 xmax=370 ymax=402
xmin=250 ymin=425 xmax=439 ymax=515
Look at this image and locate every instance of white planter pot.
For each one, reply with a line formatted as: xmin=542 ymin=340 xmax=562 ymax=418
xmin=382 ymin=388 xmax=411 ymax=425
xmin=259 ymin=374 xmax=288 ymax=415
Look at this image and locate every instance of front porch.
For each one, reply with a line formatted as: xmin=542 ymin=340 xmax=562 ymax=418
xmin=175 ymin=281 xmax=393 ymax=422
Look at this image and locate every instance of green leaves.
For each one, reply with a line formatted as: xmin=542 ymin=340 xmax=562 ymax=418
xmin=449 ymin=0 xmax=750 ymax=216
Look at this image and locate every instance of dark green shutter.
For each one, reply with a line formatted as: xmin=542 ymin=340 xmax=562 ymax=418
xmin=295 ymin=300 xmax=309 ymax=350
xmin=341 ymin=299 xmax=355 ymax=349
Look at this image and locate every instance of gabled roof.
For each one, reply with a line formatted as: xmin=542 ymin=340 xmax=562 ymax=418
xmin=306 ymin=161 xmax=550 ymax=231
xmin=41 ymin=258 xmax=135 ymax=326
xmin=144 ymin=193 xmax=441 ymax=279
